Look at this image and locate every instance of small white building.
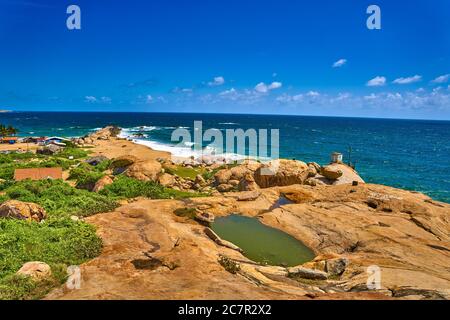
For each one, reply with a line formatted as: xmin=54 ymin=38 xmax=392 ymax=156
xmin=331 ymin=152 xmax=343 ymax=163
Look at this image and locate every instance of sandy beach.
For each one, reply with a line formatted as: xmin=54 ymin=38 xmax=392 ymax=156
xmin=0 ymin=142 xmax=38 ymax=152
xmin=91 ymin=138 xmax=171 ymax=161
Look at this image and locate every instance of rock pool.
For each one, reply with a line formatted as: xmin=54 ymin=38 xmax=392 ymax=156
xmin=212 ymin=214 xmax=315 ymax=267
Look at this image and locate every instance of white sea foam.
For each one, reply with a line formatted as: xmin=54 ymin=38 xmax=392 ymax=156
xmin=119 ymin=127 xmax=250 ymax=162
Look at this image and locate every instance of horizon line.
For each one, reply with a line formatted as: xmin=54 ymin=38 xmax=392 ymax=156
xmin=3 ymin=109 xmax=450 ymax=122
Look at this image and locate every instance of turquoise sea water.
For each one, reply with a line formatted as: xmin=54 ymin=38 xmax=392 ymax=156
xmin=1 ymin=111 xmax=449 ymax=203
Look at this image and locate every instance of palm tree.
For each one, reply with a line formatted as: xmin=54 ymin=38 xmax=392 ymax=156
xmin=0 ymin=125 xmax=6 ymax=138
xmin=0 ymin=124 xmax=18 ymax=138
xmin=6 ymin=125 xmax=18 ymax=136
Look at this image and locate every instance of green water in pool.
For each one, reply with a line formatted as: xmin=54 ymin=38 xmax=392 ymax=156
xmin=212 ymin=214 xmax=315 ymax=267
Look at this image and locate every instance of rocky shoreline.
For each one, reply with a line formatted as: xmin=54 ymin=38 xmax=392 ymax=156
xmin=42 ymin=126 xmax=450 ymax=300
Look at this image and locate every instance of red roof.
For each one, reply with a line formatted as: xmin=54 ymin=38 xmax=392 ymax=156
xmin=1 ymin=137 xmax=18 ymax=141
xmin=14 ymin=168 xmax=63 ymax=181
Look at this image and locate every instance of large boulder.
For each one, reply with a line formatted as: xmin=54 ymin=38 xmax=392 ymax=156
xmin=93 ymin=175 xmax=114 ymax=193
xmin=328 ymin=163 xmax=365 ymax=185
xmin=85 ymin=156 xmax=109 ymax=166
xmin=217 ymin=183 xmax=234 ymax=193
xmin=0 ymin=200 xmax=47 ymax=222
xmin=110 ymin=155 xmax=139 ymax=169
xmin=238 ymin=172 xmax=259 ymax=191
xmin=125 ymin=160 xmax=162 ymax=182
xmin=321 ymin=165 xmax=343 ymax=180
xmin=88 ymin=126 xmax=121 ymax=141
xmin=254 ymin=159 xmax=310 ymax=188
xmin=158 ymin=173 xmax=176 ymax=187
xmin=195 ymin=210 xmax=215 ymax=224
xmin=17 ymin=261 xmax=52 ymax=280
xmin=325 ymin=258 xmax=349 ymax=276
xmin=37 ymin=144 xmax=63 ymax=155
xmin=214 ymin=160 xmax=261 ymax=186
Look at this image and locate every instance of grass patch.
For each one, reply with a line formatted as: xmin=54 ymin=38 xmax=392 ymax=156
xmin=0 ymin=150 xmax=84 ymax=180
xmin=0 ymin=218 xmax=101 ymax=300
xmin=164 ymin=165 xmax=204 ymax=180
xmin=57 ymin=147 xmax=89 ymax=160
xmin=100 ymin=176 xmax=205 ymax=200
xmin=0 ymin=179 xmax=118 ymax=217
xmin=68 ymin=163 xmax=105 ymax=190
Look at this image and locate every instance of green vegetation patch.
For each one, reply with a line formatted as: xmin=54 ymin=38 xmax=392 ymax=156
xmin=0 ymin=218 xmax=101 ymax=300
xmin=68 ymin=163 xmax=105 ymax=190
xmin=100 ymin=175 xmax=205 ymax=200
xmin=164 ymin=165 xmax=204 ymax=180
xmin=0 ymin=179 xmax=118 ymax=218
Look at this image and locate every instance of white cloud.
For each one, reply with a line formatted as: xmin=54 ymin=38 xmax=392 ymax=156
xmin=335 ymin=92 xmax=351 ymax=101
xmin=254 ymin=81 xmax=283 ymax=93
xmin=254 ymin=82 xmax=269 ymax=93
xmin=219 ymin=88 xmax=237 ymax=96
xmin=276 ymin=93 xmax=303 ymax=103
xmin=431 ymin=74 xmax=450 ymax=84
xmin=269 ymin=82 xmax=282 ymax=90
xmin=367 ymin=76 xmax=387 ymax=87
xmin=332 ymin=58 xmax=347 ymax=68
xmin=146 ymin=95 xmax=154 ymax=104
xmin=392 ymin=75 xmax=422 ymax=84
xmin=208 ymin=76 xmax=225 ymax=87
xmin=85 ymin=96 xmax=97 ymax=103
xmin=172 ymin=87 xmax=193 ymax=94
xmin=306 ymin=91 xmax=320 ymax=97
xmin=101 ymin=96 xmax=111 ymax=103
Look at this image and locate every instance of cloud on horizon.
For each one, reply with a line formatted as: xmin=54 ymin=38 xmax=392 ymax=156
xmin=254 ymin=81 xmax=283 ymax=93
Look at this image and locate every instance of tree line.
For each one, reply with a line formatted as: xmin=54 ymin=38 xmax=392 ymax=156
xmin=0 ymin=124 xmax=18 ymax=137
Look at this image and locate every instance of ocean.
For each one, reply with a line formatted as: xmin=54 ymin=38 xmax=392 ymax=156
xmin=1 ymin=111 xmax=449 ymax=203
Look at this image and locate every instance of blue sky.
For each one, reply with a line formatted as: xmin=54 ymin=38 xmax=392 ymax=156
xmin=0 ymin=0 xmax=449 ymax=119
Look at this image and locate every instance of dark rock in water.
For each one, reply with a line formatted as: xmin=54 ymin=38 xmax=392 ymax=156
xmin=85 ymin=156 xmax=109 ymax=166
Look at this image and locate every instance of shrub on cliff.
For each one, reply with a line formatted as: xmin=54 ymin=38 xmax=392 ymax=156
xmin=69 ymin=164 xmax=105 ymax=190
xmin=0 ymin=217 xmax=102 ymax=300
xmin=100 ymin=176 xmax=203 ymax=199
xmin=1 ymin=179 xmax=117 ymax=217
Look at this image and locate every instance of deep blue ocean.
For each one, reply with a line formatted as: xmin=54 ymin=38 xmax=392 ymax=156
xmin=1 ymin=111 xmax=449 ymax=203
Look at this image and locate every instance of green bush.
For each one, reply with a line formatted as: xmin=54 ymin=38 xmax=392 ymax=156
xmin=57 ymin=147 xmax=89 ymax=160
xmin=0 ymin=218 xmax=101 ymax=299
xmin=69 ymin=165 xmax=105 ymax=189
xmin=93 ymin=159 xmax=111 ymax=172
xmin=100 ymin=176 xmax=203 ymax=200
xmin=3 ymin=179 xmax=118 ymax=217
xmin=0 ymin=152 xmax=36 ymax=164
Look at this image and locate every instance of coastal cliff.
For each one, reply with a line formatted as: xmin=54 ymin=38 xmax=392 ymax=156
xmin=43 ymin=127 xmax=449 ymax=300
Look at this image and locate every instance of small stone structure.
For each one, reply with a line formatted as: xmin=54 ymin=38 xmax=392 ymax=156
xmin=331 ymin=152 xmax=343 ymax=163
